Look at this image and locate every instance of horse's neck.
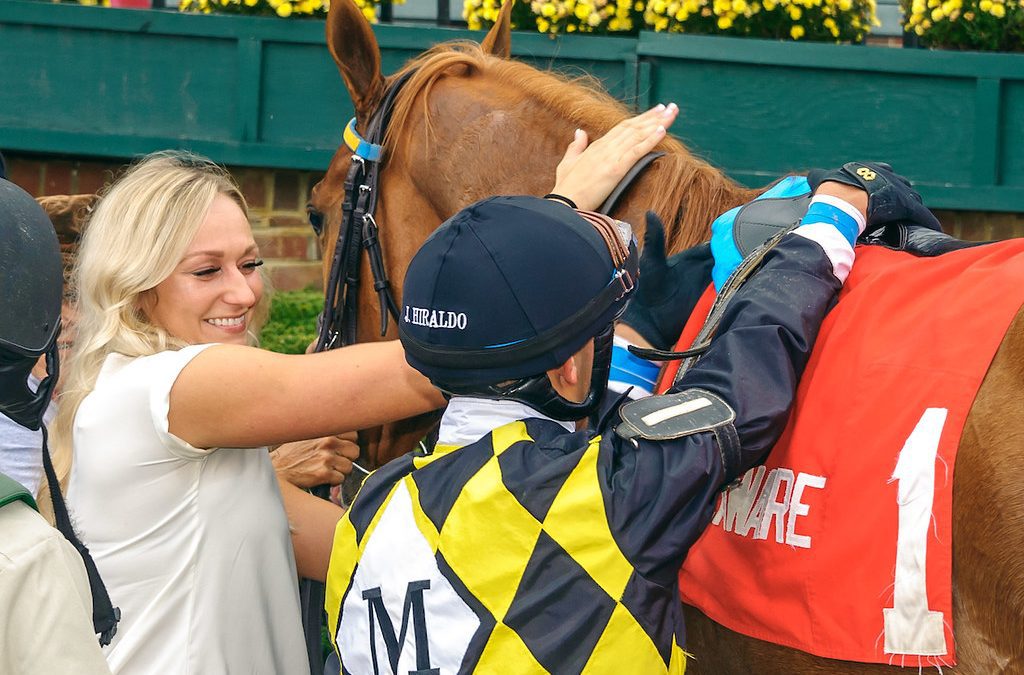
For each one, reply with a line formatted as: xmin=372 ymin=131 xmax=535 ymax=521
xmin=612 ymin=149 xmax=761 ymax=254
xmin=400 ymin=77 xmax=760 ymax=254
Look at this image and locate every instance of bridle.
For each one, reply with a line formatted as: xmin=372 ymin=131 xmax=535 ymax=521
xmin=314 ymin=67 xmax=664 ymax=355
xmin=314 ymin=70 xmax=415 ymax=353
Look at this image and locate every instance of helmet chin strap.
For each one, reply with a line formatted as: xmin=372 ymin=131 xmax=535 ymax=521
xmin=440 ymin=323 xmax=616 ymax=422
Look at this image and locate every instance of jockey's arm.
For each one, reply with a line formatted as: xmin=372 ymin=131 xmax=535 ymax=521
xmin=605 ymin=185 xmax=867 ymax=583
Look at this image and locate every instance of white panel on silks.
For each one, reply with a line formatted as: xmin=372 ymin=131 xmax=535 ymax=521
xmin=338 ymin=481 xmax=480 ymax=674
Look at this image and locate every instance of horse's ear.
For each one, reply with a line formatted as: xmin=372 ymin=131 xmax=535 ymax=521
xmin=326 ymin=0 xmax=386 ymax=121
xmin=480 ymin=0 xmax=514 ymax=58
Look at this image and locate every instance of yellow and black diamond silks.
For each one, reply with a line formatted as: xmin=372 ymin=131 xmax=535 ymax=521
xmin=325 ymin=418 xmax=688 ymax=674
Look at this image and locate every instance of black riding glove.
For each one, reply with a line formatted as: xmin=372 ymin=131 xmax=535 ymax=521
xmin=619 ymin=212 xmax=714 ymax=352
xmin=806 ymin=161 xmax=941 ymax=234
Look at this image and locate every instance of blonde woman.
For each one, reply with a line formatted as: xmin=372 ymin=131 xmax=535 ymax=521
xmin=47 ymin=152 xmax=441 ymax=673
xmin=49 ymin=107 xmax=677 ymax=673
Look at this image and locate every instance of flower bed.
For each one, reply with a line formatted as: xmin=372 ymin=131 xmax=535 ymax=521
xmin=465 ymin=0 xmax=877 ymax=40
xmin=643 ymin=0 xmax=877 ymax=42
xmin=2 ymin=1 xmax=1021 ymax=212
xmin=904 ymin=0 xmax=1023 ymax=51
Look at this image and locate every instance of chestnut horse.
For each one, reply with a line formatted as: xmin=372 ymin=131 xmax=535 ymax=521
xmin=309 ymin=1 xmax=1024 ymax=671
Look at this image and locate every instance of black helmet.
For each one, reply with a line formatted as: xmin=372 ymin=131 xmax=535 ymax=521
xmin=399 ymin=196 xmax=638 ymax=420
xmin=0 ymin=177 xmax=63 ymax=430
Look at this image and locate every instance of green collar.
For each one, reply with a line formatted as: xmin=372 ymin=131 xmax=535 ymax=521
xmin=0 ymin=472 xmax=37 ymax=512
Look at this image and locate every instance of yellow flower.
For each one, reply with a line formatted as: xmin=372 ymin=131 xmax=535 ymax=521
xmin=587 ymin=9 xmax=602 ymax=23
xmin=718 ymin=13 xmax=734 ymax=25
xmin=537 ymin=16 xmax=551 ymax=29
xmin=763 ymin=0 xmax=776 ymax=9
xmin=635 ymin=0 xmax=643 ymax=8
xmin=575 ymin=3 xmax=591 ymax=17
xmin=791 ymin=23 xmax=805 ymax=36
xmin=787 ymin=4 xmax=801 ymax=18
xmin=978 ymin=0 xmax=991 ymax=9
xmin=732 ymin=0 xmax=747 ymax=10
xmin=361 ymin=5 xmax=375 ymax=19
xmin=245 ymin=0 xmax=258 ymax=6
xmin=931 ymin=6 xmax=943 ymax=18
xmin=276 ymin=1 xmax=293 ymax=15
xmin=915 ymin=23 xmax=926 ymax=33
xmin=838 ymin=0 xmax=851 ymax=8
xmin=990 ymin=2 xmax=1005 ymax=15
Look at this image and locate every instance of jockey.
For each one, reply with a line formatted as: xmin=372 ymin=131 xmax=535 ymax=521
xmin=0 ymin=177 xmax=112 ymax=674
xmin=323 ymin=163 xmax=929 ymax=672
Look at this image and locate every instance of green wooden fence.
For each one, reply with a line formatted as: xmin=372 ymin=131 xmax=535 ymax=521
xmin=1 ymin=1 xmax=1022 ymax=211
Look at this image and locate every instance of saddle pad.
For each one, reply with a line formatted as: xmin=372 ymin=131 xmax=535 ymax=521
xmin=661 ymin=240 xmax=1024 ymax=666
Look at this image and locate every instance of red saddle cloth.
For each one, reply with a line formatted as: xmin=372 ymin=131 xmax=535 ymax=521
xmin=660 ymin=240 xmax=1024 ymax=667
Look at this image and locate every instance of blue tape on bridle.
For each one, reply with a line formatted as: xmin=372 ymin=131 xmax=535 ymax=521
xmin=343 ymin=117 xmax=384 ymax=162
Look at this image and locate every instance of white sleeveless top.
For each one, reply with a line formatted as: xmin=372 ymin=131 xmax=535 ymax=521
xmin=67 ymin=345 xmax=309 ymax=674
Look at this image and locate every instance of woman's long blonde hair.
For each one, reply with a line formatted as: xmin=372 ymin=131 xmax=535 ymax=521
xmin=40 ymin=151 xmax=268 ymax=520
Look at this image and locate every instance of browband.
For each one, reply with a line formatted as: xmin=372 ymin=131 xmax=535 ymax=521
xmin=343 ymin=118 xmax=383 ymax=162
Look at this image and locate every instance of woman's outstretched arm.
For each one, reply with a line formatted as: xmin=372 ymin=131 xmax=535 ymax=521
xmin=168 ymin=340 xmax=444 ymax=450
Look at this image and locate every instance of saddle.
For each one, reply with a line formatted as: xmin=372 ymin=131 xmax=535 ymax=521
xmin=630 ymin=190 xmax=988 ymax=372
xmin=732 ymin=190 xmax=987 ymax=260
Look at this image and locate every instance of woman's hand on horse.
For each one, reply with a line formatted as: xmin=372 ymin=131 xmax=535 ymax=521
xmin=271 ymin=432 xmax=360 ymax=489
xmin=552 ymin=103 xmax=678 ymax=211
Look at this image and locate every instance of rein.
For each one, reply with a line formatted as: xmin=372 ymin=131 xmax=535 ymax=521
xmin=315 ymin=70 xmax=415 ymax=353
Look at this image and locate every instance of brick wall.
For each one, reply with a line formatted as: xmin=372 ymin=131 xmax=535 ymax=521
xmin=4 ymin=153 xmax=325 ymax=292
xmin=6 ymin=153 xmax=1024 ymax=292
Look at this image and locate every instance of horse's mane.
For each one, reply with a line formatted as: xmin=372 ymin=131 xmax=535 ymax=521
xmin=385 ymin=42 xmax=760 ymax=253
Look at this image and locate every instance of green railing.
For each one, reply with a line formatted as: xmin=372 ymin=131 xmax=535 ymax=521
xmin=637 ymin=32 xmax=1024 ymax=211
xmin=1 ymin=1 xmax=1022 ymax=211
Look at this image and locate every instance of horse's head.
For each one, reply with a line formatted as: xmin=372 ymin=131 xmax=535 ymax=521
xmin=309 ymin=0 xmax=758 ymax=473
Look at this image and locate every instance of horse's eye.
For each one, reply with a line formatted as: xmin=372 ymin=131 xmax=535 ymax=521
xmin=307 ymin=206 xmax=324 ymax=237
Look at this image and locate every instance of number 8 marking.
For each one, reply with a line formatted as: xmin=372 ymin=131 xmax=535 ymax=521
xmin=856 ymin=167 xmax=877 ymax=181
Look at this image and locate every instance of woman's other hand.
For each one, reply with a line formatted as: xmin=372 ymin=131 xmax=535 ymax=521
xmin=271 ymin=432 xmax=360 ymax=489
xmin=551 ymin=103 xmax=678 ymax=212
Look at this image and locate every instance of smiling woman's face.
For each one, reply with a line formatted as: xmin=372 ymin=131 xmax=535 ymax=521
xmin=143 ymin=193 xmax=264 ymax=346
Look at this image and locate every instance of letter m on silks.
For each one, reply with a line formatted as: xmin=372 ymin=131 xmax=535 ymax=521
xmin=363 ymin=581 xmax=439 ymax=675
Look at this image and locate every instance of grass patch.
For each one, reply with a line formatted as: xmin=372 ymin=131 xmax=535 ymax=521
xmin=261 ymin=289 xmax=321 ymax=354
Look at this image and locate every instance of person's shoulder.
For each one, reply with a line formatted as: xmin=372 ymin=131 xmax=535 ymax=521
xmin=0 ymin=500 xmax=66 ymax=563
xmin=98 ymin=344 xmax=216 ymax=384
